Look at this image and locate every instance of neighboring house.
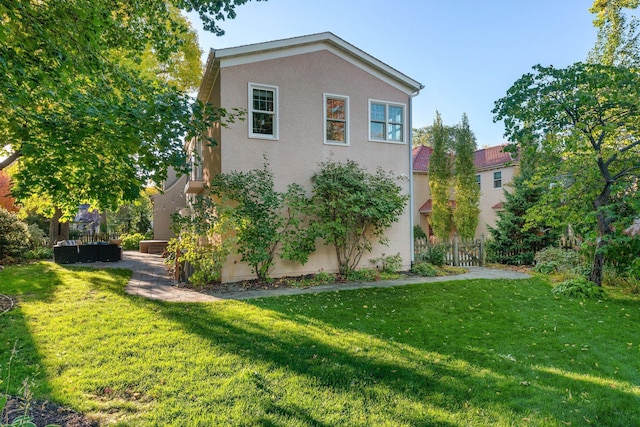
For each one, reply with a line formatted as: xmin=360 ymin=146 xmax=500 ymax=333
xmin=183 ymin=32 xmax=423 ymax=283
xmin=412 ymin=144 xmax=518 ymax=239
xmin=152 ymin=167 xmax=186 ymax=240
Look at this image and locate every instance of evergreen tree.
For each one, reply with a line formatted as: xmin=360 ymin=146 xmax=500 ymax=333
xmin=452 ymin=114 xmax=480 ymax=240
xmin=428 ymin=112 xmax=453 ymax=241
xmin=487 ymin=147 xmax=559 ymax=265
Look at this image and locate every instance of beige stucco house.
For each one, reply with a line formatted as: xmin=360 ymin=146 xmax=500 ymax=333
xmin=184 ymin=32 xmax=423 ymax=282
xmin=413 ymin=144 xmax=518 ymax=239
xmin=151 ymin=168 xmax=186 ymax=241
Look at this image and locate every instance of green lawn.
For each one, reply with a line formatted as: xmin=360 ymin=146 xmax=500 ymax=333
xmin=1 ymin=262 xmax=639 ymax=426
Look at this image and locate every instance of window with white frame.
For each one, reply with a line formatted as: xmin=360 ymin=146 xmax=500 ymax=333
xmin=369 ymin=100 xmax=405 ymax=143
xmin=493 ymin=171 xmax=502 ymax=188
xmin=324 ymin=94 xmax=348 ymax=145
xmin=249 ymin=83 xmax=278 ymax=139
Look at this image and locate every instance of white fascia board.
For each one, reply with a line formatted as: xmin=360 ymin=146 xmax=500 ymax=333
xmin=214 ymin=32 xmax=423 ymax=96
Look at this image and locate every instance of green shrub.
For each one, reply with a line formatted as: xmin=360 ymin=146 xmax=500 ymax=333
xmin=416 ymin=243 xmax=448 ymax=266
xmin=411 ymin=262 xmax=438 ymax=277
xmin=23 ymin=247 xmax=54 ymax=260
xmin=370 ymin=253 xmax=403 ymax=273
xmin=552 ymin=278 xmax=606 ymax=299
xmin=413 ymin=225 xmax=427 ymax=240
xmin=0 ymin=208 xmax=31 ymax=262
xmin=120 ymin=233 xmax=147 ymax=250
xmin=345 ymin=268 xmax=380 ymax=282
xmin=26 ymin=223 xmax=47 ymax=249
xmin=533 ymin=247 xmax=580 ymax=273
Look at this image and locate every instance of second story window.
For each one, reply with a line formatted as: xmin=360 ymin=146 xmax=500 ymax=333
xmin=493 ymin=171 xmax=502 ymax=188
xmin=324 ymin=94 xmax=348 ymax=145
xmin=369 ymin=100 xmax=405 ymax=143
xmin=249 ymin=83 xmax=278 ymax=140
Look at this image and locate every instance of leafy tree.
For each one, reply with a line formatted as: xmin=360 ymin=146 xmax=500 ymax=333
xmin=0 ymin=171 xmax=17 ymax=212
xmin=493 ymin=62 xmax=640 ymax=285
xmin=210 ymin=163 xmax=313 ymax=282
xmin=487 ymin=147 xmax=560 ymax=265
xmin=108 ymin=188 xmax=157 ymax=235
xmin=309 ymin=160 xmax=408 ymax=276
xmin=0 ymin=0 xmax=257 ymax=216
xmin=428 ymin=112 xmax=453 ymax=240
xmin=452 ymin=114 xmax=480 ymax=239
xmin=412 ymin=124 xmax=457 ymax=147
xmin=588 ymin=0 xmax=640 ymax=66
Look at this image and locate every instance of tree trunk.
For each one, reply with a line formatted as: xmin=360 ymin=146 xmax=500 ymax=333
xmin=49 ymin=207 xmax=70 ymax=247
xmin=589 ymin=198 xmax=613 ymax=286
xmin=589 ymin=237 xmax=605 ymax=286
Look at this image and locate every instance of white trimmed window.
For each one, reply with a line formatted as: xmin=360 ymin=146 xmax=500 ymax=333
xmin=493 ymin=171 xmax=502 ymax=188
xmin=324 ymin=94 xmax=349 ymax=145
xmin=249 ymin=83 xmax=278 ymax=139
xmin=369 ymin=100 xmax=405 ymax=143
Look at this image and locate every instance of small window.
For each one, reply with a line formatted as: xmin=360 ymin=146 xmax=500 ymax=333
xmin=249 ymin=83 xmax=278 ymax=139
xmin=369 ymin=100 xmax=405 ymax=143
xmin=476 ymin=174 xmax=481 ymax=187
xmin=324 ymin=94 xmax=349 ymax=145
xmin=493 ymin=171 xmax=502 ymax=188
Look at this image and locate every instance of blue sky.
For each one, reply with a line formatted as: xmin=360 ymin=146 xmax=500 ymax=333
xmin=188 ymin=0 xmax=600 ymax=147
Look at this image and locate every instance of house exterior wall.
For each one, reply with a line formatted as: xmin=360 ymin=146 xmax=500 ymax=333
xmin=210 ymin=49 xmax=414 ymax=282
xmin=152 ymin=169 xmax=186 ymax=240
xmin=476 ymin=164 xmax=517 ymax=237
xmin=413 ymin=171 xmax=431 ymax=234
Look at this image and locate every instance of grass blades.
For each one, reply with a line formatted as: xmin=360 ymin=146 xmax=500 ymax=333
xmin=1 ymin=262 xmax=639 ymax=426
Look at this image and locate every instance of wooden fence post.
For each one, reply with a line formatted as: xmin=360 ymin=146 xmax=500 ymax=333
xmin=453 ymin=235 xmax=459 ymax=266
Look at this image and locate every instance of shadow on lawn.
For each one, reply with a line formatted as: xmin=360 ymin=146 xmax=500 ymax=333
xmin=154 ymin=282 xmax=639 ymax=425
xmin=154 ymin=300 xmax=461 ymax=426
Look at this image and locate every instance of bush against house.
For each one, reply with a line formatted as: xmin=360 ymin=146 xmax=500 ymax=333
xmin=308 ymin=160 xmax=408 ymax=276
xmin=210 ymin=164 xmax=314 ymax=282
xmin=168 ymin=194 xmax=231 ymax=286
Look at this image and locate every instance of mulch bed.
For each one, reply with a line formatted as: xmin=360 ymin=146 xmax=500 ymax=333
xmin=2 ymin=396 xmax=98 ymax=427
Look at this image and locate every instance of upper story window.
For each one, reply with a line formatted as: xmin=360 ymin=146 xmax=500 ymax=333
xmin=493 ymin=171 xmax=502 ymax=188
xmin=324 ymin=94 xmax=349 ymax=145
xmin=475 ymin=174 xmax=481 ymax=188
xmin=369 ymin=100 xmax=405 ymax=143
xmin=249 ymin=83 xmax=278 ymax=140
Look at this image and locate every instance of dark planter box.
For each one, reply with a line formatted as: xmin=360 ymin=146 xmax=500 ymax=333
xmin=53 ymin=245 xmax=79 ymax=264
xmin=98 ymin=244 xmax=122 ymax=262
xmin=78 ymin=244 xmax=100 ymax=263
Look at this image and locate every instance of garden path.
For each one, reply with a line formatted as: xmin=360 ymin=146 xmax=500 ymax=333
xmin=79 ymin=251 xmax=531 ymax=303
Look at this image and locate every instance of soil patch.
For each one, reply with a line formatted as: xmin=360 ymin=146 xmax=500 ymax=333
xmin=0 ymin=294 xmax=15 ymax=314
xmin=2 ymin=396 xmax=98 ymax=427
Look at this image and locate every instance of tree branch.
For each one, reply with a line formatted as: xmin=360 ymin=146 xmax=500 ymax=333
xmin=0 ymin=150 xmax=22 ymax=170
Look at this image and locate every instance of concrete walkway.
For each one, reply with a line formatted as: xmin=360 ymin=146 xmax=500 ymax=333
xmin=80 ymin=251 xmax=531 ymax=303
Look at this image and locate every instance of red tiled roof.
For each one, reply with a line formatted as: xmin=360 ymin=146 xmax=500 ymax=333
xmin=492 ymin=202 xmax=504 ymax=210
xmin=418 ymin=199 xmax=456 ymax=213
xmin=412 ymin=144 xmax=516 ymax=172
xmin=418 ymin=199 xmax=433 ymax=213
xmin=412 ymin=145 xmax=433 ymax=172
xmin=474 ymin=144 xmax=514 ymax=169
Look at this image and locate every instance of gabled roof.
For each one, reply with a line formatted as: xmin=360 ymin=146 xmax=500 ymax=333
xmin=474 ymin=144 xmax=515 ymax=170
xmin=418 ymin=199 xmax=456 ymax=213
xmin=198 ymin=32 xmax=424 ymax=101
xmin=412 ymin=145 xmax=433 ymax=172
xmin=412 ymin=143 xmax=516 ymax=172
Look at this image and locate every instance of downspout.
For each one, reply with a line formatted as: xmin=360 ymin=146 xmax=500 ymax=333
xmin=408 ymin=90 xmax=418 ymax=265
